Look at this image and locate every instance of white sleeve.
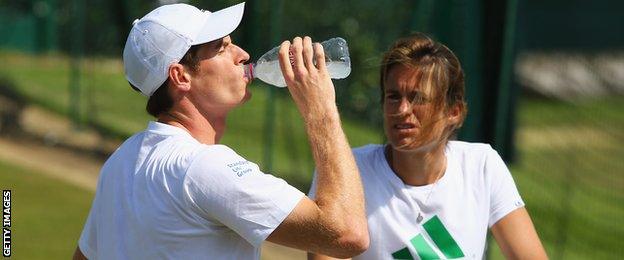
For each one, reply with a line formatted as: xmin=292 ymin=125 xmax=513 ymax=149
xmin=307 ymin=169 xmax=318 ymax=199
xmin=78 ymin=195 xmax=98 ymax=259
xmin=183 ymin=145 xmax=304 ymax=247
xmin=485 ymin=147 xmax=525 ymax=227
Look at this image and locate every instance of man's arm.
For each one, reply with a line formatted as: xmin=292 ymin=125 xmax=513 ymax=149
xmin=308 ymin=252 xmax=348 ymax=260
xmin=265 ymin=36 xmax=369 ymax=259
xmin=73 ymin=246 xmax=87 ymax=260
xmin=491 ymin=207 xmax=548 ymax=259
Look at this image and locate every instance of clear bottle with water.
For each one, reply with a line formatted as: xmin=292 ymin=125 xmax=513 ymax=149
xmin=244 ymin=37 xmax=351 ymax=87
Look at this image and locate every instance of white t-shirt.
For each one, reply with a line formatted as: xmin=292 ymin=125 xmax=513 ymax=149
xmin=309 ymin=141 xmax=524 ymax=260
xmin=79 ymin=121 xmax=304 ymax=259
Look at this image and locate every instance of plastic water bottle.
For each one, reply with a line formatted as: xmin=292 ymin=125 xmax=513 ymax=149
xmin=244 ymin=37 xmax=351 ymax=87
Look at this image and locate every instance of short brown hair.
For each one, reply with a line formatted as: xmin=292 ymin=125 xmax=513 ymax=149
xmin=129 ymin=44 xmax=202 ymax=117
xmin=380 ymin=33 xmax=467 ymax=135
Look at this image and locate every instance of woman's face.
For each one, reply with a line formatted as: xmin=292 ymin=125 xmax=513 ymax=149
xmin=383 ymin=64 xmax=458 ymax=152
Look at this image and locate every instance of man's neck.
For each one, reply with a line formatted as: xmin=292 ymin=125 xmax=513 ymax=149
xmin=157 ymin=101 xmax=227 ymax=145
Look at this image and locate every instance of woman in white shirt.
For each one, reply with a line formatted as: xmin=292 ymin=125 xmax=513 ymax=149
xmin=309 ymin=33 xmax=547 ymax=259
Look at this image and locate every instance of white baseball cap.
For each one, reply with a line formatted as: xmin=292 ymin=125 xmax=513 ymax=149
xmin=123 ymin=2 xmax=245 ymax=96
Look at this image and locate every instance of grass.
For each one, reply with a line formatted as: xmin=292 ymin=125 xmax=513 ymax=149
xmin=488 ymin=97 xmax=624 ymax=259
xmin=0 ymin=160 xmax=93 ymax=259
xmin=2 ymin=51 xmax=623 ymax=258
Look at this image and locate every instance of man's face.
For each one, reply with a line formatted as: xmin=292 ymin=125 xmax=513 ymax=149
xmin=188 ymin=36 xmax=251 ymax=114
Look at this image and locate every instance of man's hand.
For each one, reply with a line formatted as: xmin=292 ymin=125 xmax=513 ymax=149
xmin=278 ymin=36 xmax=337 ymax=121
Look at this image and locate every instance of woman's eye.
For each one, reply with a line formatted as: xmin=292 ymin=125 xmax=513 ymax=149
xmin=413 ymin=96 xmax=425 ymax=104
xmin=386 ymin=93 xmax=401 ymax=100
xmin=386 ymin=94 xmax=400 ymax=101
xmin=410 ymin=93 xmax=428 ymax=104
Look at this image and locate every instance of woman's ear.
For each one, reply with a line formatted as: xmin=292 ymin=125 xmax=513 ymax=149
xmin=168 ymin=64 xmax=191 ymax=92
xmin=447 ymin=103 xmax=463 ymax=126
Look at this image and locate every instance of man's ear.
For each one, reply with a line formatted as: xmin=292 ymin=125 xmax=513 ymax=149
xmin=168 ymin=64 xmax=191 ymax=92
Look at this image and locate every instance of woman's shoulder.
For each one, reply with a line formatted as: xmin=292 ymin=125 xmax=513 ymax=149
xmin=447 ymin=141 xmax=509 ymax=180
xmin=447 ymin=140 xmax=497 ymax=158
xmin=446 ymin=141 xmax=505 ymax=173
xmin=448 ymin=140 xmax=492 ymax=150
xmin=352 ymin=144 xmax=384 ymax=160
xmin=351 ymin=144 xmax=388 ymax=175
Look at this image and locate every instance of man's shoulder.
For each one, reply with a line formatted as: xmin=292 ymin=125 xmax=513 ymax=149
xmin=186 ymin=144 xmax=257 ymax=176
xmin=194 ymin=144 xmax=240 ymax=159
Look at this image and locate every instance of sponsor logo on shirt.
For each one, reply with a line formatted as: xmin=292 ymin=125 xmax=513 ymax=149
xmin=227 ymin=160 xmax=253 ymax=177
xmin=391 ymin=215 xmax=464 ymax=259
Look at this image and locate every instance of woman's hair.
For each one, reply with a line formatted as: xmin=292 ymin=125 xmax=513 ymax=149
xmin=129 ymin=44 xmax=202 ymax=117
xmin=380 ymin=33 xmax=467 ymax=140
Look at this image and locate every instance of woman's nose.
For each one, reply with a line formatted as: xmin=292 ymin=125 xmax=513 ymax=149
xmin=398 ymin=98 xmax=411 ymax=114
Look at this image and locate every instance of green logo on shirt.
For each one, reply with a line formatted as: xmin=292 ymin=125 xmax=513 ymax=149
xmin=391 ymin=215 xmax=464 ymax=259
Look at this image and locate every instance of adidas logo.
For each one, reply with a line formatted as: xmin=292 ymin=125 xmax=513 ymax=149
xmin=392 ymin=216 xmax=465 ymax=259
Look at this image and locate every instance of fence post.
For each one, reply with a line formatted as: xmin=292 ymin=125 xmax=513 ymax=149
xmin=494 ymin=0 xmax=519 ymax=157
xmin=263 ymin=0 xmax=283 ymax=173
xmin=69 ymin=0 xmax=85 ymax=129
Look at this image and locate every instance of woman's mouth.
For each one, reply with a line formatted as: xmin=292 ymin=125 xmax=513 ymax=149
xmin=394 ymin=123 xmax=416 ymax=130
xmin=392 ymin=123 xmax=417 ymax=136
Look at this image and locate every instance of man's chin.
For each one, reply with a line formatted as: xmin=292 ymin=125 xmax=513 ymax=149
xmin=241 ymin=91 xmax=252 ymax=103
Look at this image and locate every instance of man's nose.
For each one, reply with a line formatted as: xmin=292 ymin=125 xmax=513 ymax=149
xmin=237 ymin=47 xmax=250 ymax=64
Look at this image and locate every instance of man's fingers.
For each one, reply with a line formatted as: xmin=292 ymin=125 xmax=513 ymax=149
xmin=278 ymin=41 xmax=294 ymax=81
xmin=314 ymin=43 xmax=327 ymax=74
xmin=291 ymin=37 xmax=307 ymax=77
xmin=302 ymin=36 xmax=315 ymax=71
